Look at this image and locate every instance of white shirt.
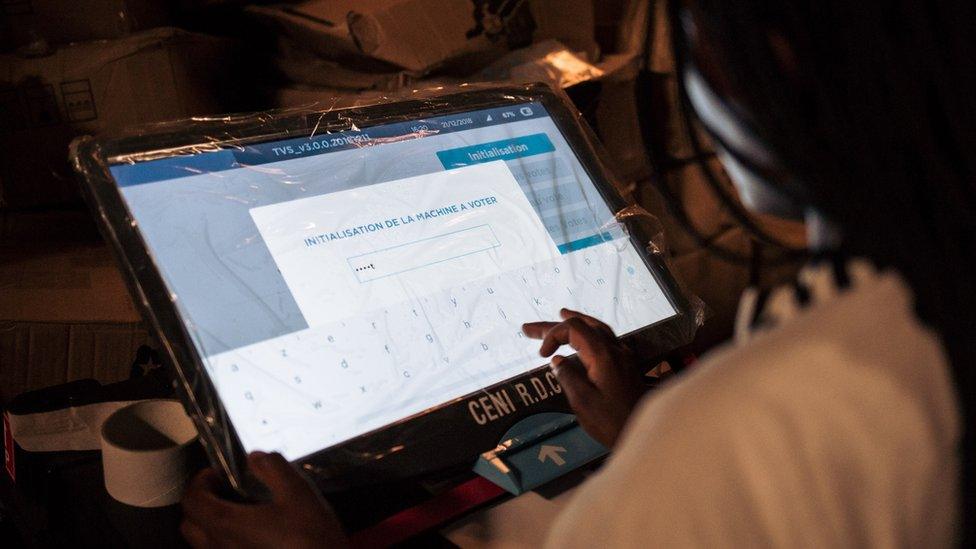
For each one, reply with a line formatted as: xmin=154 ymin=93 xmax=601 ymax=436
xmin=546 ymin=262 xmax=960 ymax=547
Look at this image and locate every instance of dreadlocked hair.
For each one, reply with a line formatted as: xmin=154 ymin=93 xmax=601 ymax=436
xmin=669 ymin=0 xmax=976 ymax=544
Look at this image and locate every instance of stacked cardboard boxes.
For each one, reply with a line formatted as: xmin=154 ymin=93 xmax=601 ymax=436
xmin=0 ymin=0 xmax=171 ymax=50
xmin=0 ymin=27 xmax=236 ymax=208
xmin=248 ymin=0 xmax=599 ymax=80
xmin=1 ymin=8 xmax=239 ymax=399
xmin=0 ymin=234 xmax=148 ymax=402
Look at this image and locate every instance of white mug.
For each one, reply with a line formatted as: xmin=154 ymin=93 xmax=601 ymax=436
xmin=100 ymin=399 xmax=198 ymax=508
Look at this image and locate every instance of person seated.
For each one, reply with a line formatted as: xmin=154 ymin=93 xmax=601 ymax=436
xmin=180 ymin=0 xmax=974 ymax=546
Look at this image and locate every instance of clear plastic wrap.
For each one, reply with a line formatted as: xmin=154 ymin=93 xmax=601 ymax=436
xmin=69 ymin=82 xmax=703 ymax=496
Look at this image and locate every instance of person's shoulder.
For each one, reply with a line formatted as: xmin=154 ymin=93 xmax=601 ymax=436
xmin=637 ymin=263 xmax=954 ymax=446
xmin=547 ymin=264 xmax=959 ymax=547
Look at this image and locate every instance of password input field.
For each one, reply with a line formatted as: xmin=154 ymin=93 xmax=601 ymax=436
xmin=347 ymin=224 xmax=501 ymax=282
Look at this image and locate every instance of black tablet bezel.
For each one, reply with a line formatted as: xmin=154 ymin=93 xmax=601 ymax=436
xmin=72 ymin=84 xmax=695 ymax=495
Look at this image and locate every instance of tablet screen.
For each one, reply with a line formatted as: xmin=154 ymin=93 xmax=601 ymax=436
xmin=110 ymin=102 xmax=677 ymax=460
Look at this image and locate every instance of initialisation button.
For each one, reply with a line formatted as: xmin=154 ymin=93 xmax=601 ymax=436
xmin=436 ymin=133 xmax=556 ymax=169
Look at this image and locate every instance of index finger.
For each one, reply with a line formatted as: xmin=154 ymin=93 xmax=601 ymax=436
xmin=538 ymin=317 xmax=609 ymax=365
xmin=521 ymin=321 xmax=559 ymax=339
xmin=559 ymin=308 xmax=614 ymax=336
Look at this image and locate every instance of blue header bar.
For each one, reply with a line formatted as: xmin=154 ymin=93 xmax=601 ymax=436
xmin=110 ymin=102 xmax=548 ymax=187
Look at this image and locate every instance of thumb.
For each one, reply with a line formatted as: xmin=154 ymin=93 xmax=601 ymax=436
xmin=551 ymin=355 xmax=598 ymax=413
xmin=247 ymin=451 xmax=309 ymax=500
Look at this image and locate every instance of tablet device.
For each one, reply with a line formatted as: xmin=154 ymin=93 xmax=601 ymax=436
xmin=72 ymin=84 xmax=694 ymax=494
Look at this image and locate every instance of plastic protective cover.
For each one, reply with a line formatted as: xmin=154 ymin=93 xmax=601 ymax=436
xmin=70 ymin=83 xmax=703 ymax=496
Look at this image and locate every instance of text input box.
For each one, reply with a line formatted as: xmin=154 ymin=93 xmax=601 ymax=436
xmin=347 ymin=224 xmax=501 ymax=282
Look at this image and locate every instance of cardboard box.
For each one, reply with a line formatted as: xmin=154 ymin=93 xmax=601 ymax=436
xmin=272 ymin=85 xmax=391 ymax=109
xmin=248 ymin=0 xmax=597 ymax=75
xmin=594 ymin=0 xmax=630 ymax=55
xmin=528 ymin=0 xmax=598 ymax=61
xmin=0 ymin=0 xmax=170 ymax=50
xmin=0 ymin=242 xmax=147 ymax=402
xmin=0 ymin=208 xmax=100 ymax=247
xmin=581 ymin=0 xmax=652 ymax=184
xmin=635 ymin=159 xmax=807 ymax=256
xmin=272 ymin=36 xmax=412 ymax=91
xmin=637 ymin=159 xmax=738 ymax=255
xmin=0 ymin=27 xmax=235 ymax=209
xmin=558 ymin=0 xmax=701 ymax=183
xmin=475 ymin=39 xmax=605 ymax=89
